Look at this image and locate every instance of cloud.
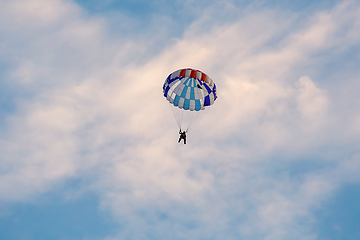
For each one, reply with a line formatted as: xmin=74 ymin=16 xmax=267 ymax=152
xmin=0 ymin=0 xmax=360 ymax=239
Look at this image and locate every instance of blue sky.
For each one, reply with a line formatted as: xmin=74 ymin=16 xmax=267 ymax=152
xmin=1 ymin=0 xmax=360 ymax=239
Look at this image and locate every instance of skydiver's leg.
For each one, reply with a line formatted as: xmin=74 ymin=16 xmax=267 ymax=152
xmin=184 ymin=138 xmax=186 ymax=144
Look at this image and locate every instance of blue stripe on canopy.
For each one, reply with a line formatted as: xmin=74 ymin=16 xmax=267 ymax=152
xmin=204 ymin=84 xmax=212 ymax=94
xmin=164 ymin=85 xmax=170 ymax=97
xmin=190 ymin=87 xmax=195 ymax=100
xmin=183 ymin=78 xmax=190 ymax=86
xmin=183 ymin=99 xmax=190 ymax=110
xmin=204 ymin=95 xmax=210 ymax=106
xmin=174 ymin=95 xmax=180 ymax=106
xmin=180 ymin=86 xmax=188 ymax=98
xmin=167 ymin=76 xmax=179 ymax=85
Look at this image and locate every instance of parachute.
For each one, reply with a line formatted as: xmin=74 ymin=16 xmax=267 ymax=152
xmin=163 ymin=68 xmax=217 ymax=131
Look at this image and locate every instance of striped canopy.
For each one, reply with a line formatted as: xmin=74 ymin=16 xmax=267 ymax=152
xmin=163 ymin=68 xmax=217 ymax=111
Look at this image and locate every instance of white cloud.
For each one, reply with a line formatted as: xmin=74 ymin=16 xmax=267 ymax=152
xmin=0 ymin=0 xmax=360 ymax=239
xmin=296 ymin=76 xmax=328 ymax=120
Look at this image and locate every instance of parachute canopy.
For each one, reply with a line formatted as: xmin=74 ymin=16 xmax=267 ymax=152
xmin=163 ymin=68 xmax=217 ymax=111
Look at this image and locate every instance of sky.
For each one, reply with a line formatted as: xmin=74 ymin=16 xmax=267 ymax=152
xmin=0 ymin=0 xmax=360 ymax=239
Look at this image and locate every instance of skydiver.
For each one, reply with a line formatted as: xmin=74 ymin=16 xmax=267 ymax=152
xmin=178 ymin=129 xmax=187 ymax=144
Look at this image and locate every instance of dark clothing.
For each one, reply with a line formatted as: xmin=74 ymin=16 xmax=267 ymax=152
xmin=178 ymin=130 xmax=187 ymax=144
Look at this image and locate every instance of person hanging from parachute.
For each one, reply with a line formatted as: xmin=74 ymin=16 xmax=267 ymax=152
xmin=178 ymin=129 xmax=187 ymax=144
xmin=162 ymin=68 xmax=217 ymax=144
